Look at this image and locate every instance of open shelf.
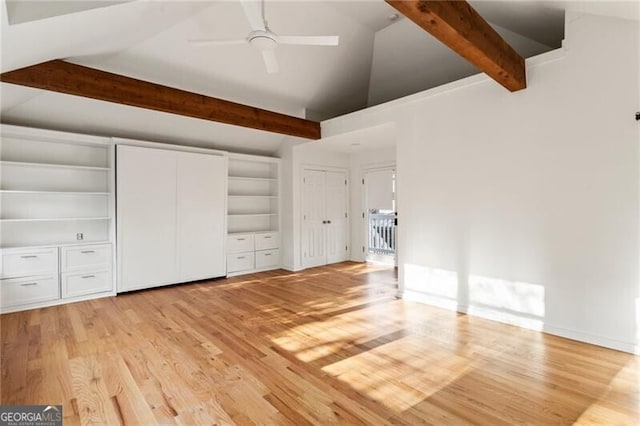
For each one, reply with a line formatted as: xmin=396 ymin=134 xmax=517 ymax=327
xmin=0 ymin=190 xmax=109 ymax=195
xmin=227 ymin=213 xmax=278 ymax=217
xmin=228 ymin=176 xmax=277 ymax=182
xmin=228 ymin=195 xmax=278 ymax=199
xmin=0 ymin=160 xmax=109 ymax=171
xmin=1 ymin=217 xmax=111 ymax=222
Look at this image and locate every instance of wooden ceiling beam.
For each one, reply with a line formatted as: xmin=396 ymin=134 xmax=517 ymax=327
xmin=0 ymin=60 xmax=321 ymax=140
xmin=385 ymin=0 xmax=526 ymax=92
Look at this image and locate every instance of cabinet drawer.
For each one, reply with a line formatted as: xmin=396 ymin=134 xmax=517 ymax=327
xmin=255 ymin=232 xmax=279 ymax=250
xmin=255 ymin=249 xmax=279 ymax=269
xmin=1 ymin=248 xmax=58 ymax=278
xmin=227 ymin=234 xmax=254 ymax=253
xmin=62 ymin=270 xmax=112 ymax=298
xmin=227 ymin=252 xmax=254 ymax=273
xmin=62 ymin=244 xmax=112 ymax=273
xmin=1 ymin=275 xmax=59 ymax=308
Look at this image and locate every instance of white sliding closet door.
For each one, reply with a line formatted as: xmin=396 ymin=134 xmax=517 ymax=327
xmin=117 ymin=145 xmax=227 ymax=292
xmin=302 ymin=168 xmax=348 ymax=268
xmin=177 ymin=152 xmax=227 ymax=281
xmin=117 ymin=145 xmax=178 ymax=290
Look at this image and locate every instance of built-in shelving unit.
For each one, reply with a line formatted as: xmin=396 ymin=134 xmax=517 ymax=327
xmin=0 ymin=126 xmax=115 ymax=248
xmin=0 ymin=125 xmax=116 ymax=313
xmin=226 ymin=153 xmax=281 ymax=276
xmin=227 ymin=154 xmax=280 ymax=234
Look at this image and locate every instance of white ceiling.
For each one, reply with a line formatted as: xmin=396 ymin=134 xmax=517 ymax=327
xmin=1 ymin=1 xmax=637 ymax=155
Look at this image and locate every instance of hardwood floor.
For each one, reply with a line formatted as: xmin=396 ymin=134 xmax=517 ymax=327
xmin=1 ymin=262 xmax=638 ymax=425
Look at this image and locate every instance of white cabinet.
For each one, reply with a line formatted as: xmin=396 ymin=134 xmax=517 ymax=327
xmin=302 ymin=169 xmax=349 ymax=268
xmin=1 ymin=275 xmax=59 ymax=309
xmin=61 ymin=244 xmax=111 ymax=273
xmin=225 ymin=231 xmax=280 ymax=275
xmin=227 ymin=234 xmax=255 ymax=253
xmin=62 ymin=271 xmax=112 ymax=298
xmin=226 ymin=154 xmax=281 ymax=276
xmin=255 ymin=249 xmax=279 ymax=269
xmin=61 ymin=243 xmax=113 ymax=298
xmin=117 ymin=145 xmax=227 ymax=292
xmin=1 ymin=248 xmax=58 ymax=278
xmin=227 ymin=252 xmax=255 ymax=273
xmin=0 ymin=125 xmax=116 ymax=313
xmin=255 ymin=232 xmax=279 ymax=250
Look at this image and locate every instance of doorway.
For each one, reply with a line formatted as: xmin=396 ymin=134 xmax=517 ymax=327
xmin=364 ymin=167 xmax=396 ymax=266
xmin=302 ymin=168 xmax=349 ymax=268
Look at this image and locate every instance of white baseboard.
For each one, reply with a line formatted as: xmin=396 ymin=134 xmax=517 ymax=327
xmin=400 ymin=289 xmax=638 ymax=355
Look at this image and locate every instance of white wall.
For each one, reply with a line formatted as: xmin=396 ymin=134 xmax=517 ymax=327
xmin=367 ymin=18 xmax=553 ymax=107
xmin=322 ymin=12 xmax=640 ymax=353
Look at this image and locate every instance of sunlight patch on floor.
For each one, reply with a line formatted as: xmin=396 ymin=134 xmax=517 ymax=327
xmin=574 ymin=356 xmax=640 ymax=424
xmin=321 ymin=335 xmax=477 ymax=413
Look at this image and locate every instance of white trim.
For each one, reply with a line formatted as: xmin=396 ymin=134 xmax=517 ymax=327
xmin=227 ymin=152 xmax=280 ymax=163
xmin=322 ymin=48 xmax=567 ymax=137
xmin=0 ymin=291 xmax=116 ymax=314
xmin=113 ymin=137 xmax=226 ymax=156
xmin=1 ymin=124 xmax=110 ymax=147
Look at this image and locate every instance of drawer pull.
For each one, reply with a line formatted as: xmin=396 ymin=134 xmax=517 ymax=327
xmin=264 ymin=253 xmax=272 ymax=256
xmin=81 ymin=250 xmax=95 ymax=254
xmin=237 ymin=238 xmax=246 ymax=241
xmin=20 ymin=282 xmax=38 ymax=287
xmin=20 ymin=255 xmax=38 ymax=259
xmin=82 ymin=275 xmax=96 ymax=279
xmin=263 ymin=236 xmax=272 ymax=239
xmin=237 ymin=256 xmax=245 ymax=260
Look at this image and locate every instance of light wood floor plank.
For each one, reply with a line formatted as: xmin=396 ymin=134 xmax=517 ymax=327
xmin=1 ymin=262 xmax=638 ymax=424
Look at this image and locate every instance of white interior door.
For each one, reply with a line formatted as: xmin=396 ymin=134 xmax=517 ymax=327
xmin=325 ymin=170 xmax=348 ymax=264
xmin=117 ymin=145 xmax=178 ymax=291
xmin=302 ymin=169 xmax=326 ymax=268
xmin=176 ymin=152 xmax=227 ymax=281
xmin=302 ymin=168 xmax=348 ymax=268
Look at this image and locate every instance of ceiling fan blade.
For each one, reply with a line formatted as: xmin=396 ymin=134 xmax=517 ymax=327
xmin=261 ymin=49 xmax=279 ymax=74
xmin=188 ymin=38 xmax=247 ymax=46
xmin=240 ymin=0 xmax=266 ymax=32
xmin=277 ymin=35 xmax=339 ymax=46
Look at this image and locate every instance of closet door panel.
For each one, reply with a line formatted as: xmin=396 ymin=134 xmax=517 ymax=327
xmin=325 ymin=171 xmax=348 ymax=264
xmin=302 ymin=169 xmax=326 ymax=268
xmin=117 ymin=146 xmax=177 ymax=290
xmin=177 ymin=152 xmax=227 ymax=281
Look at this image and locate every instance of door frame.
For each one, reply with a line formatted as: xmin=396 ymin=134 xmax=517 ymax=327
xmin=361 ymin=163 xmax=396 ymax=265
xmin=300 ymin=164 xmax=350 ymax=269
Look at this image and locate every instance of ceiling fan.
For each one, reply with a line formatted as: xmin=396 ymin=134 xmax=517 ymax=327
xmin=189 ymin=0 xmax=339 ymax=74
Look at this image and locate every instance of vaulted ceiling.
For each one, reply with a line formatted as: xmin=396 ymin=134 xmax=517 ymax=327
xmin=0 ymin=1 xmax=636 ymax=154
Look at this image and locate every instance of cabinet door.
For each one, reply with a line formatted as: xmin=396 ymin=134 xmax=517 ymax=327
xmin=302 ymin=169 xmax=326 ymax=268
xmin=117 ymin=146 xmax=177 ymax=291
xmin=325 ymin=171 xmax=348 ymax=264
xmin=176 ymin=152 xmax=227 ymax=281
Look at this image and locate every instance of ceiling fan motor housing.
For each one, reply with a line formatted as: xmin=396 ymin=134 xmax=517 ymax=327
xmin=248 ymin=30 xmax=278 ymax=50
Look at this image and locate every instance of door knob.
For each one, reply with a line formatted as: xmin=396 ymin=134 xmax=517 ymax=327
xmin=327 ymin=220 xmax=331 ymax=224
